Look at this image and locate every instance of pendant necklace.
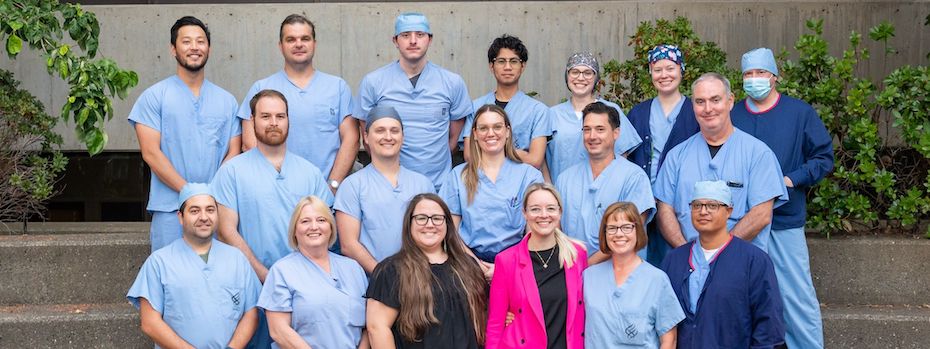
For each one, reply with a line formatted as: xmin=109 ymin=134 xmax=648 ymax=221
xmin=533 ymin=247 xmax=556 ymax=269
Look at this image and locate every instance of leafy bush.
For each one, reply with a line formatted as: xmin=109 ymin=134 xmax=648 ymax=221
xmin=601 ymin=17 xmax=742 ymax=110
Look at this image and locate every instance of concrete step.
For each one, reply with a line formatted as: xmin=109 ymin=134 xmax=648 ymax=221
xmin=808 ymin=235 xmax=930 ymax=305
xmin=822 ymin=304 xmax=930 ymax=349
xmin=0 ymin=221 xmax=149 ymax=235
xmin=0 ymin=303 xmax=151 ymax=348
xmin=0 ymin=232 xmax=149 ymax=305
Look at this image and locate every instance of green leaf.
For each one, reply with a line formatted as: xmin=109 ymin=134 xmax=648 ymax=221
xmin=9 ymin=21 xmax=24 ymax=31
xmin=58 ymin=45 xmax=69 ymax=55
xmin=6 ymin=34 xmax=23 ymax=56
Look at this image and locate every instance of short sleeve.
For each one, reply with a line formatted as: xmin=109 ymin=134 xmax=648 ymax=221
xmin=312 ymin=172 xmax=335 ymax=206
xmin=210 ymin=164 xmax=239 ymax=212
xmin=615 ymin=109 xmax=643 ymax=155
xmin=525 ymin=167 xmax=544 ymax=188
xmin=365 ymin=261 xmax=401 ymax=309
xmin=128 ymin=87 xmax=162 ymax=131
xmin=354 ymin=75 xmax=377 ymax=122
xmin=438 ymin=171 xmax=462 ymax=215
xmin=653 ymin=273 xmax=685 ymax=336
xmin=126 ymin=256 xmax=165 ymax=312
xmin=748 ymin=148 xmax=788 ymax=209
xmin=448 ymin=75 xmax=472 ymax=121
xmin=626 ymin=169 xmax=657 ymax=222
xmin=338 ymin=79 xmax=355 ymax=119
xmin=257 ymin=263 xmax=294 ymax=312
xmin=530 ymin=105 xmax=554 ymax=139
xmin=237 ymin=82 xmax=262 ymax=120
xmin=653 ymin=146 xmax=681 ymax=205
xmin=333 ymin=175 xmax=362 ymax=220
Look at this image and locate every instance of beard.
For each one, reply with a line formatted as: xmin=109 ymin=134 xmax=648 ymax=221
xmin=176 ymin=52 xmax=209 ymax=72
xmin=256 ymin=126 xmax=287 ymax=146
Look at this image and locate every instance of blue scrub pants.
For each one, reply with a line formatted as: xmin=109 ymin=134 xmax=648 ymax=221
xmin=751 ymin=228 xmax=771 ymax=254
xmin=150 ymin=211 xmax=182 ymax=252
xmin=768 ymin=227 xmax=824 ymax=349
xmin=646 ymin=220 xmax=669 ymax=267
xmin=248 ymin=309 xmax=273 ymax=348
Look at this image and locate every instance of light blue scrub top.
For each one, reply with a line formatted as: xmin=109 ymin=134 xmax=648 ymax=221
xmin=355 ymin=61 xmax=473 ymax=188
xmin=546 ymin=99 xmax=642 ymax=183
xmin=439 ymin=159 xmax=543 ymax=256
xmin=127 ymin=238 xmax=261 ymax=349
xmin=648 ymin=97 xmax=685 ymax=183
xmin=653 ymin=129 xmax=788 ymax=250
xmin=461 ymin=91 xmax=553 ymax=150
xmin=556 ymin=157 xmax=656 ymax=254
xmin=259 ymin=251 xmax=368 ymax=349
xmin=584 ymin=260 xmax=685 ymax=349
xmin=211 ymin=149 xmax=334 ymax=268
xmin=333 ymin=165 xmax=435 ymax=261
xmin=128 ymin=76 xmax=241 ymax=212
xmin=238 ymin=71 xmax=354 ymax=177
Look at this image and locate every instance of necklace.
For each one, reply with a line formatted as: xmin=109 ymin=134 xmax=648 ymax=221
xmin=533 ymin=247 xmax=556 ymax=269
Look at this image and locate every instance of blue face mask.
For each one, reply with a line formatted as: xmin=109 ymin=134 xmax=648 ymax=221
xmin=743 ymin=77 xmax=773 ymax=100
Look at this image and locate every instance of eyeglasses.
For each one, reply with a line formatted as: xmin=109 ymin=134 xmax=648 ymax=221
xmin=568 ymin=69 xmax=596 ymax=79
xmin=412 ymin=214 xmax=446 ymax=226
xmin=689 ymin=201 xmax=727 ymax=212
xmin=475 ymin=123 xmax=506 ymax=135
xmin=527 ymin=205 xmax=560 ymax=216
xmin=605 ymin=224 xmax=636 ymax=235
xmin=493 ymin=58 xmax=523 ymax=66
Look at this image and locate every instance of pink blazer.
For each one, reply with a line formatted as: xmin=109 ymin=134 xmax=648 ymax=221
xmin=486 ymin=233 xmax=588 ymax=349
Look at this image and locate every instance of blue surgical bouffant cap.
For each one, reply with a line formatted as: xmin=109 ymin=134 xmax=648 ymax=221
xmin=395 ymin=12 xmax=431 ymax=36
xmin=366 ymin=105 xmax=404 ymax=132
xmin=691 ymin=180 xmax=732 ymax=207
xmin=178 ymin=182 xmax=212 ymax=210
xmin=648 ymin=44 xmax=685 ymax=73
xmin=741 ymin=48 xmax=778 ymax=76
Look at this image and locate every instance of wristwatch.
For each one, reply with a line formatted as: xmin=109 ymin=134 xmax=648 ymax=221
xmin=329 ymin=179 xmax=340 ymax=190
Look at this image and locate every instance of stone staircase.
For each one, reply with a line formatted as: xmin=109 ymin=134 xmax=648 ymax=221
xmin=1 ymin=223 xmax=928 ymax=348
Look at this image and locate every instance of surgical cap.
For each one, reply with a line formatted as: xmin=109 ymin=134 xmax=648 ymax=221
xmin=691 ymin=180 xmax=732 ymax=207
xmin=648 ymin=44 xmax=685 ymax=73
xmin=741 ymin=48 xmax=779 ymax=76
xmin=178 ymin=182 xmax=212 ymax=210
xmin=366 ymin=105 xmax=404 ymax=132
xmin=565 ymin=51 xmax=600 ymax=88
xmin=395 ymin=12 xmax=431 ymax=36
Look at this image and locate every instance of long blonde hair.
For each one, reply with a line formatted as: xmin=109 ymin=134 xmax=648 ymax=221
xmin=522 ymin=183 xmax=581 ymax=269
xmin=464 ymin=104 xmax=522 ymax=205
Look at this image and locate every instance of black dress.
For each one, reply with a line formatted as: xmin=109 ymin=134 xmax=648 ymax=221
xmin=366 ymin=256 xmax=481 ymax=349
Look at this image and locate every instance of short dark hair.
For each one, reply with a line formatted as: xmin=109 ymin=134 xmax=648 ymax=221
xmin=279 ymin=14 xmax=316 ymax=42
xmin=487 ymin=34 xmax=528 ymax=63
xmin=179 ymin=196 xmax=217 ymax=215
xmin=249 ymin=89 xmax=289 ymax=116
xmin=581 ymin=101 xmax=620 ymax=129
xmin=170 ymin=16 xmax=210 ymax=46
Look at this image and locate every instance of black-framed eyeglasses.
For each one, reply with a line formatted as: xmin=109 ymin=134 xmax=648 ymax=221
xmin=689 ymin=201 xmax=727 ymax=212
xmin=492 ymin=58 xmax=523 ymax=66
xmin=412 ymin=214 xmax=446 ymax=226
xmin=605 ymin=223 xmax=636 ymax=235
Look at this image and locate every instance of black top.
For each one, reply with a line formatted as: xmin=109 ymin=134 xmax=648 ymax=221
xmin=366 ymin=257 xmax=481 ymax=349
xmin=708 ymin=143 xmax=723 ymax=158
xmin=495 ymin=98 xmax=509 ymax=109
xmin=409 ymin=73 xmax=422 ymax=88
xmin=530 ymin=245 xmax=568 ymax=349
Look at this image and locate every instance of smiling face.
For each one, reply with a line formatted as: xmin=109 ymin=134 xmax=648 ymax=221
xmin=178 ymin=194 xmax=217 ymax=242
xmin=294 ymin=204 xmax=333 ymax=253
xmin=393 ymin=31 xmax=431 ymax=63
xmin=691 ymin=78 xmax=734 ymax=135
xmin=409 ymin=199 xmax=447 ymax=253
xmin=366 ymin=117 xmax=403 ymax=159
xmin=171 ymin=25 xmax=210 ymax=72
xmin=604 ymin=212 xmax=637 ymax=256
xmin=473 ymin=110 xmax=510 ymax=156
xmin=252 ymin=96 xmax=289 ymax=146
xmin=582 ymin=112 xmax=619 ymax=160
xmin=524 ymin=189 xmax=562 ymax=238
xmin=279 ymin=22 xmax=316 ymax=66
xmin=567 ymin=66 xmax=597 ymax=97
xmin=650 ymin=59 xmax=682 ymax=94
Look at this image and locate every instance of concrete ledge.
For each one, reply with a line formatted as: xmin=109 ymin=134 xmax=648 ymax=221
xmin=0 ymin=303 xmax=151 ymax=348
xmin=0 ymin=233 xmax=149 ymax=305
xmin=0 ymin=222 xmax=149 ymax=235
xmin=809 ymin=236 xmax=930 ymax=305
xmin=823 ymin=304 xmax=930 ymax=349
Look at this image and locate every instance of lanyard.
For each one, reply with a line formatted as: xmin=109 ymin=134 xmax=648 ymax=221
xmin=687 ymin=235 xmax=734 ymax=272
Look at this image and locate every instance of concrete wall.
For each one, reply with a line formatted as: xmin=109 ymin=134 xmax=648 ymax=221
xmin=2 ymin=1 xmax=928 ymax=151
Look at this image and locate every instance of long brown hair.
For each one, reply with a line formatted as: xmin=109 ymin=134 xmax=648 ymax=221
xmin=393 ymin=193 xmax=488 ymax=343
xmin=464 ymin=104 xmax=522 ymax=204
